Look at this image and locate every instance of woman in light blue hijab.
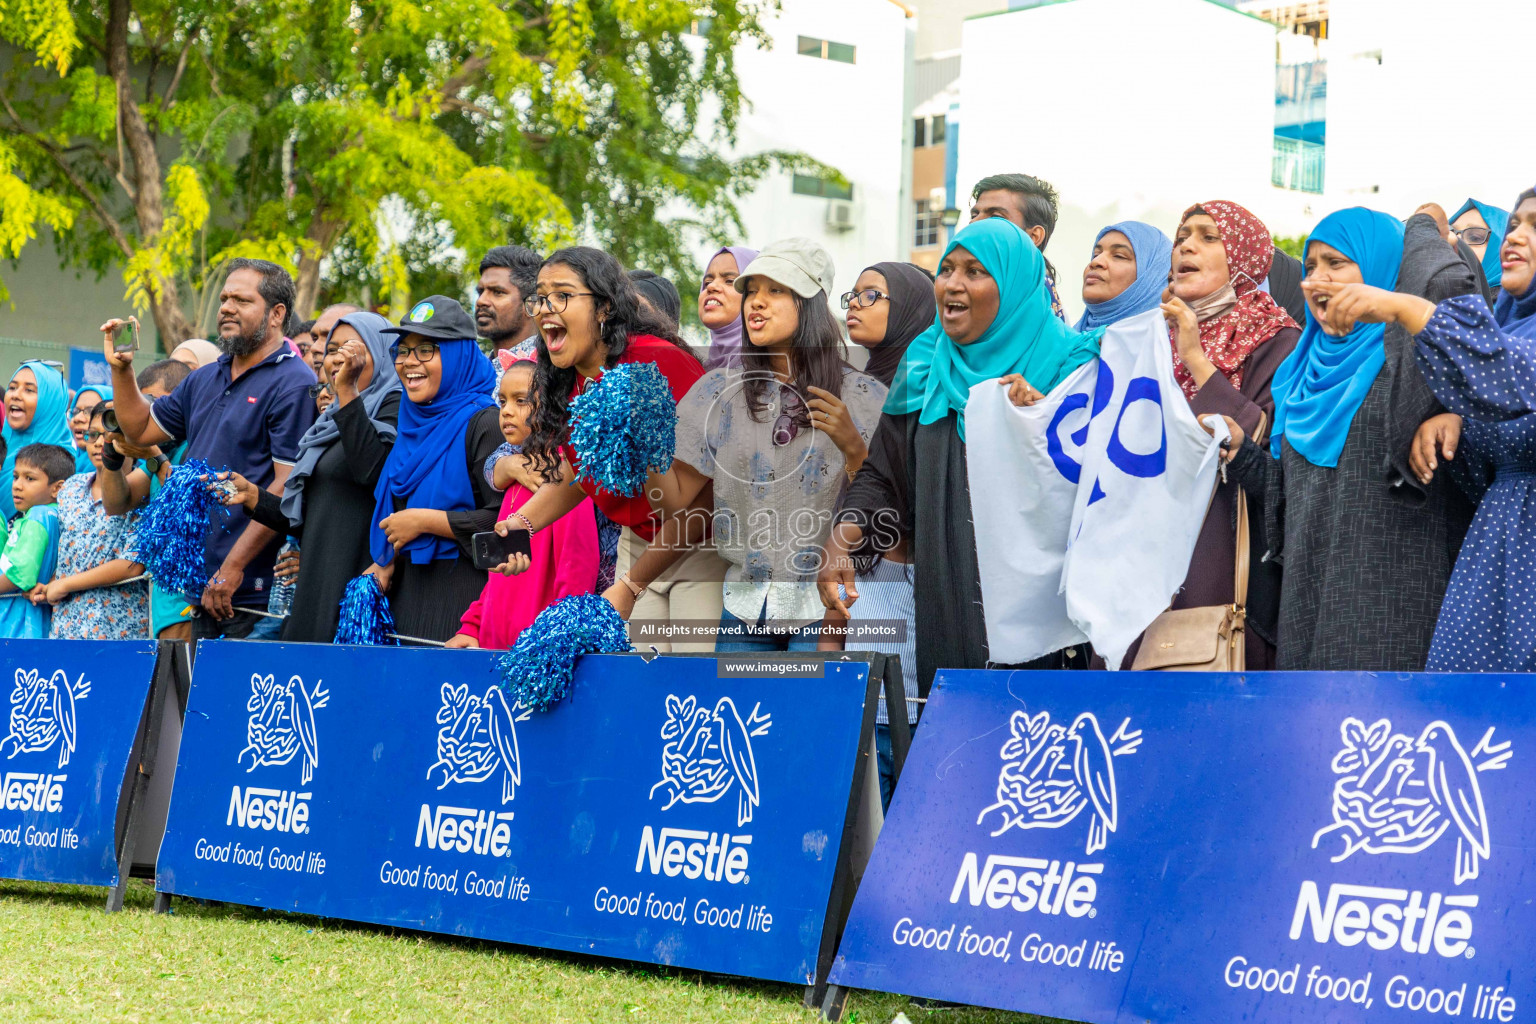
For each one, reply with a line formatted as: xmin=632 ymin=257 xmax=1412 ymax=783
xmin=69 ymin=384 xmax=113 ymax=474
xmin=1 ymin=361 xmax=75 ymax=519
xmin=1075 ymin=221 xmax=1173 ymax=331
xmin=1450 ymin=198 xmax=1510 ymax=290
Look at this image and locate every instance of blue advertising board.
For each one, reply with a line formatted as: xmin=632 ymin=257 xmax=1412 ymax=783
xmin=157 ymin=644 xmax=870 ymax=984
xmin=831 ymin=669 xmax=1533 ymax=1022
xmin=0 ymin=639 xmax=158 ymax=886
xmin=67 ymin=347 xmax=112 ymax=392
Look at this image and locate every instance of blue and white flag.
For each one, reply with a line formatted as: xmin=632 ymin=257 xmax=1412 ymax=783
xmin=966 ymin=310 xmax=1227 ymax=668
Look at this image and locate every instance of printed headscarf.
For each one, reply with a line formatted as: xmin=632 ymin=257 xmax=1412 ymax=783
xmin=858 ymin=262 xmax=936 ymax=387
xmin=1075 ymin=221 xmax=1174 ymax=332
xmin=1172 ymin=200 xmax=1298 ymax=399
xmin=1270 ymin=209 xmax=1405 ymax=467
xmin=701 ymin=245 xmax=759 ymax=370
xmin=282 ymin=312 xmax=401 ymax=525
xmin=0 ymin=361 xmax=74 ymax=519
xmin=885 ymin=218 xmax=1103 ymax=440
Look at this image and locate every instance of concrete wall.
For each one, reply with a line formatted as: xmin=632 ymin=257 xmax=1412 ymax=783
xmin=957 ymin=0 xmax=1279 ymax=322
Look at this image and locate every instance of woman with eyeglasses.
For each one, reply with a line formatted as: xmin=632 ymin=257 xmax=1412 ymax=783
xmin=1 ymin=360 xmax=75 ymax=520
xmin=605 ymin=239 xmax=886 ymax=652
xmin=68 ymin=384 xmax=112 ymax=474
xmin=337 ymin=296 xmax=504 ymax=642
xmin=40 ymin=402 xmax=148 ymax=639
xmin=491 ymin=248 xmax=713 ymax=645
xmin=1449 ymin=198 xmax=1510 ymax=293
xmin=820 ymin=218 xmax=1102 ymax=691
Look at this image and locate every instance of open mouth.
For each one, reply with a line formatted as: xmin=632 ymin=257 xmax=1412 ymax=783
xmin=402 ymin=370 xmax=430 ymax=392
xmin=1175 ymin=262 xmax=1200 ymax=276
xmin=702 ymin=296 xmax=724 ymax=312
xmin=746 ymin=314 xmax=768 ymax=331
xmin=541 ymin=319 xmax=567 ymax=351
xmin=1503 ymin=251 xmax=1528 ymax=269
xmin=942 ymin=300 xmax=968 ymax=318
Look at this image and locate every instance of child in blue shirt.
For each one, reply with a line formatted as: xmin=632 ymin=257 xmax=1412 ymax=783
xmin=0 ymin=443 xmax=71 ymax=638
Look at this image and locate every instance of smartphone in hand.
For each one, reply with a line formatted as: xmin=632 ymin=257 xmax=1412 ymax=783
xmin=471 ymin=529 xmax=532 ymax=571
xmin=109 ymin=317 xmax=140 ymax=354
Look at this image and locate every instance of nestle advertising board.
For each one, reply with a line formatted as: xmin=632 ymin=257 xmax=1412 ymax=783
xmin=831 ymin=669 xmax=1532 ymax=1022
xmin=0 ymin=639 xmax=157 ymax=886
xmin=156 ymin=643 xmax=867 ymax=984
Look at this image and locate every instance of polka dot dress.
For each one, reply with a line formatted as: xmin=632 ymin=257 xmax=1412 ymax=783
xmin=1417 ymin=294 xmax=1536 ymax=670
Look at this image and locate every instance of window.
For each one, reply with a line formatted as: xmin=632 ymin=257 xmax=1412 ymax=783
xmin=929 ymin=115 xmax=946 ymax=145
xmin=914 ymin=199 xmax=942 ymax=248
xmin=796 ymin=35 xmax=856 ymax=64
xmin=913 ymin=117 xmax=926 ymax=149
xmin=684 ymin=18 xmax=713 ymax=36
xmin=792 ymin=174 xmax=853 ymax=201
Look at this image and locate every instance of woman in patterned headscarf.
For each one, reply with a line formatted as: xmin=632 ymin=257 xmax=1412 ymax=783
xmin=1135 ymin=201 xmax=1301 ymax=669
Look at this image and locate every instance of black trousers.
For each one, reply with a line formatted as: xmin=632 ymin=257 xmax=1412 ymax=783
xmin=190 ymin=607 xmax=263 ymax=641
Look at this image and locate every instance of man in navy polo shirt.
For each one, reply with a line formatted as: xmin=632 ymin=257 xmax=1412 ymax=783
xmin=105 ymin=258 xmax=317 ymax=639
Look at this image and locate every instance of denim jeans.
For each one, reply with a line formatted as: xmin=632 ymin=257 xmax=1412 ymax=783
xmin=714 ymin=605 xmax=822 ymax=652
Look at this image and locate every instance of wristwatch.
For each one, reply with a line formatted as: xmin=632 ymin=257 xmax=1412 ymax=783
xmin=142 ymin=454 xmax=169 ymax=475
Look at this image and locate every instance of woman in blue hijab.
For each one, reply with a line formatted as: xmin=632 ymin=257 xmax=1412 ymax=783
xmin=69 ymin=384 xmax=113 ymax=474
xmin=1450 ymin=198 xmax=1510 ymax=291
xmin=1 ymin=361 xmax=75 ymax=520
xmin=829 ymin=218 xmax=1103 ymax=691
xmin=1075 ymin=221 xmax=1173 ymax=332
xmin=1223 ymin=206 xmax=1482 ymax=672
xmin=362 ymin=297 xmax=502 ymax=642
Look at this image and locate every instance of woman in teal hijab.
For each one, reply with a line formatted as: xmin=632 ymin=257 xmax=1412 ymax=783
xmin=1 ymin=361 xmax=75 ymax=519
xmin=1451 ymin=198 xmax=1510 ymax=290
xmin=1270 ymin=208 xmax=1405 ymax=467
xmin=69 ymin=383 xmax=113 ymax=474
xmin=886 ymin=217 xmax=1103 ymax=439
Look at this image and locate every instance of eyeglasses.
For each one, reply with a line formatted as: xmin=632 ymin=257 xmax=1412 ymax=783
xmin=840 ymin=288 xmax=890 ymax=310
xmin=1457 ymin=227 xmax=1492 ymax=246
xmin=82 ymin=430 xmax=106 ymax=443
xmin=393 ymin=341 xmax=438 ymax=363
xmin=773 ymin=388 xmax=806 ymax=447
xmin=523 ymin=292 xmax=594 ymax=316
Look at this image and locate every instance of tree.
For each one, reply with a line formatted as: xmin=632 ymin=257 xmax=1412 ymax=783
xmin=1 ymin=1 xmax=814 ymax=343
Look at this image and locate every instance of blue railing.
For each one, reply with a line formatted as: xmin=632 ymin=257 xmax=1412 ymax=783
xmin=1272 ymin=136 xmax=1325 ymax=194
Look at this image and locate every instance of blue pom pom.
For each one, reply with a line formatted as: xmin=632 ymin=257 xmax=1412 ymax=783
xmin=131 ymin=458 xmax=230 ymax=597
xmin=333 ymin=573 xmax=399 ymax=646
xmin=568 ymin=362 xmax=677 ymax=497
xmin=495 ymin=594 xmax=632 ymax=712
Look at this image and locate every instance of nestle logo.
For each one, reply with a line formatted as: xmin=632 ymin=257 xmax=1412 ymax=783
xmin=414 ymin=804 xmax=514 ymax=857
xmin=0 ymin=771 xmax=66 ymax=813
xmin=1290 ymin=881 xmax=1476 ymax=958
xmin=635 ymin=826 xmax=750 ymax=883
xmin=949 ymin=852 xmax=1101 ymax=918
xmin=226 ymin=785 xmax=311 ymax=834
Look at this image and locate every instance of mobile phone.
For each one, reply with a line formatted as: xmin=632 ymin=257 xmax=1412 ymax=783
xmin=109 ymin=317 xmax=140 ymax=354
xmin=471 ymin=529 xmax=532 ymax=571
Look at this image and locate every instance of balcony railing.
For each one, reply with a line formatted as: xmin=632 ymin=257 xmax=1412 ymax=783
xmin=1272 ymin=136 xmax=1325 ymax=194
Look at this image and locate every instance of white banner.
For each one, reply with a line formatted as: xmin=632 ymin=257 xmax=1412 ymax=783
xmin=966 ymin=310 xmax=1226 ymax=669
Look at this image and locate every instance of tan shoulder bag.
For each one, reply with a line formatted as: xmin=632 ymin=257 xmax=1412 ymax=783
xmin=1130 ymin=410 xmax=1263 ymax=673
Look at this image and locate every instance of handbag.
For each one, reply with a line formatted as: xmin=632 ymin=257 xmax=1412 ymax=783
xmin=1130 ymin=410 xmax=1263 ymax=673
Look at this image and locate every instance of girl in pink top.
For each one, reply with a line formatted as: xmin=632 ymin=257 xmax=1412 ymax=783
xmin=447 ymin=360 xmax=598 ymax=649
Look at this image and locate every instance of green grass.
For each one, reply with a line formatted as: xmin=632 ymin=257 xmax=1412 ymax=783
xmin=0 ymin=880 xmax=1064 ymax=1024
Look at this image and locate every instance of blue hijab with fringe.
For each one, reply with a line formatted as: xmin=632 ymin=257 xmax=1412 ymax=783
xmin=70 ymin=383 xmax=114 ymax=473
xmin=369 ymin=336 xmax=495 ymax=565
xmin=1 ymin=361 xmax=74 ymax=520
xmin=1270 ymin=208 xmax=1405 ymax=467
xmin=1451 ymin=198 xmax=1510 ymax=290
xmin=1074 ymin=221 xmax=1173 ymax=331
xmin=885 ymin=218 xmax=1104 ymax=440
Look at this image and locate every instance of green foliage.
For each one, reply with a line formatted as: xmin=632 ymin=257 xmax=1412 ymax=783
xmin=0 ymin=0 xmax=804 ymax=336
xmin=1272 ymin=234 xmax=1307 ymax=260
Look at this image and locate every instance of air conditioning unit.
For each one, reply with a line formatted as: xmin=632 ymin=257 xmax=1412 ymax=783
xmin=825 ymin=199 xmax=857 ymax=233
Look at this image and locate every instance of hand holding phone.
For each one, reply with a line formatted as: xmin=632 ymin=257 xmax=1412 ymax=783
xmin=106 ymin=316 xmax=140 ymax=354
xmin=471 ymin=528 xmax=532 ymax=571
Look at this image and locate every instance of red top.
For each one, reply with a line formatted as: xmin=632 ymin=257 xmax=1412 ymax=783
xmin=563 ymin=334 xmax=704 ymax=542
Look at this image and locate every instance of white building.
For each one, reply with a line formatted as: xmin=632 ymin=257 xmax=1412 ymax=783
xmin=685 ymin=0 xmax=911 ymax=301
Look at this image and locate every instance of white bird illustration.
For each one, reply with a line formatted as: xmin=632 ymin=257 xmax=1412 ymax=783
xmin=2 ymin=669 xmax=91 ymax=769
xmin=428 ymin=683 xmax=524 ymax=804
xmin=1312 ymin=717 xmax=1509 ymax=885
xmin=238 ymin=673 xmax=329 ymax=785
xmin=650 ymin=694 xmax=772 ymax=827
xmin=977 ymin=707 xmax=1141 ymax=854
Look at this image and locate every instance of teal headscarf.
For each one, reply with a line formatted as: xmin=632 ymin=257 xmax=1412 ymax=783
xmin=1269 ymin=208 xmax=1404 ymax=468
xmin=0 ymin=361 xmax=75 ymax=519
xmin=1450 ymin=198 xmax=1510 ymax=290
xmin=884 ymin=218 xmax=1103 ymax=440
xmin=69 ymin=384 xmax=114 ymax=474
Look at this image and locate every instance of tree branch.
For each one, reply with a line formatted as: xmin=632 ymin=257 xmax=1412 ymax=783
xmin=163 ymin=24 xmax=202 ymax=109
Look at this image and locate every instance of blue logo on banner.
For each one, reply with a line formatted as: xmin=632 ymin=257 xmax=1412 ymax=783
xmin=67 ymin=347 xmax=112 ymax=392
xmin=830 ymin=670 xmax=1531 ymax=1022
xmin=158 ymin=644 xmax=868 ymax=984
xmin=0 ymin=641 xmax=157 ymax=886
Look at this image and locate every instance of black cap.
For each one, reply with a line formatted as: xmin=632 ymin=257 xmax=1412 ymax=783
xmin=382 ymin=296 xmax=477 ymax=341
